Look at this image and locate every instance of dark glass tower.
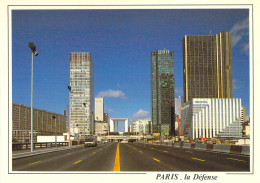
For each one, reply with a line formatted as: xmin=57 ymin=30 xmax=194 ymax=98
xmin=151 ymin=49 xmax=175 ymax=136
xmin=183 ymin=32 xmax=233 ymax=103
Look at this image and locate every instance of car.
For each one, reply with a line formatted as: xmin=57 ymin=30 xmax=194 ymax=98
xmin=84 ymin=135 xmax=97 ymax=147
xmin=120 ymin=140 xmax=128 ymax=143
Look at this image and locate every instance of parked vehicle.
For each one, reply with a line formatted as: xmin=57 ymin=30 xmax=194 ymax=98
xmin=120 ymin=140 xmax=128 ymax=143
xmin=84 ymin=135 xmax=97 ymax=147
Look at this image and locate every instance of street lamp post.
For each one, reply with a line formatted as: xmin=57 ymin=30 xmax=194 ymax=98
xmin=91 ymin=112 xmax=94 ymax=135
xmin=28 ymin=42 xmax=38 ymax=152
xmin=53 ymin=115 xmax=57 ymax=147
xmin=68 ymin=86 xmax=72 ymax=147
xmin=83 ymin=103 xmax=86 ymax=140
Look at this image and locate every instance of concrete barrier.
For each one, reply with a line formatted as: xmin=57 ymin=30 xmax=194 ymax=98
xmin=174 ymin=142 xmax=181 ymax=148
xmin=241 ymin=146 xmax=250 ymax=155
xmin=195 ymin=143 xmax=207 ymax=150
xmin=230 ymin=145 xmax=242 ymax=154
xmin=213 ymin=144 xmax=231 ymax=153
xmin=206 ymin=144 xmax=214 ymax=150
xmin=183 ymin=143 xmax=191 ymax=149
xmin=139 ymin=141 xmax=249 ymax=155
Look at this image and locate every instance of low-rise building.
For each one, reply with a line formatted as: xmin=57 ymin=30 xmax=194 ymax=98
xmin=181 ymin=98 xmax=243 ymax=139
xmin=12 ymin=103 xmax=67 ymax=142
xmin=131 ymin=119 xmax=151 ymax=135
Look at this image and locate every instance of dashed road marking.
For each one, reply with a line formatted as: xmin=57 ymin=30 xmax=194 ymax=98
xmin=74 ymin=160 xmax=82 ymax=164
xmin=153 ymin=158 xmax=160 ymax=162
xmin=66 ymin=153 xmax=72 ymax=155
xmin=92 ymin=152 xmax=96 ymax=154
xmin=139 ymin=151 xmax=143 ymax=153
xmin=163 ymin=151 xmax=168 ymax=153
xmin=192 ymin=157 xmax=205 ymax=162
xmin=185 ymin=151 xmax=192 ymax=153
xmin=226 ymin=158 xmax=247 ymax=162
xmin=27 ymin=161 xmax=41 ymax=166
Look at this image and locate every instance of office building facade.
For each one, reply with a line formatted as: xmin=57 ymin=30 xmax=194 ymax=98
xmin=183 ymin=32 xmax=233 ymax=103
xmin=95 ymin=98 xmax=104 ymax=121
xmin=151 ymin=49 xmax=175 ymax=135
xmin=69 ymin=52 xmax=94 ymax=139
xmin=181 ymin=98 xmax=242 ymax=139
xmin=12 ymin=103 xmax=67 ymax=142
xmin=175 ymin=96 xmax=184 ymax=131
xmin=131 ymin=119 xmax=152 ymax=135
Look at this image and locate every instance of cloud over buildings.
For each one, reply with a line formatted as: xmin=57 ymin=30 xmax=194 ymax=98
xmin=132 ymin=109 xmax=149 ymax=120
xmin=96 ymin=89 xmax=126 ymax=99
xmin=230 ymin=17 xmax=249 ymax=48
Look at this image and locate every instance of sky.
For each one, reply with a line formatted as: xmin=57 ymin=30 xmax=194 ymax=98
xmin=12 ymin=9 xmax=250 ymax=131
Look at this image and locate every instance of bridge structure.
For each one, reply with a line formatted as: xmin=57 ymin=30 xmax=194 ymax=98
xmin=105 ymin=135 xmax=142 ymax=142
xmin=109 ymin=118 xmax=129 ymax=133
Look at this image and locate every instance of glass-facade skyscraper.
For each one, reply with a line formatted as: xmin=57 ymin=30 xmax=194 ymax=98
xmin=69 ymin=52 xmax=94 ymax=139
xmin=151 ymin=49 xmax=175 ymax=135
xmin=183 ymin=32 xmax=233 ymax=103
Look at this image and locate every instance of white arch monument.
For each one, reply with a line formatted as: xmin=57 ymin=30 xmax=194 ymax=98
xmin=110 ymin=118 xmax=129 ymax=132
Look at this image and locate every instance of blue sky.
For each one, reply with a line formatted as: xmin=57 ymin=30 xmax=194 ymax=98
xmin=12 ymin=9 xmax=250 ymax=130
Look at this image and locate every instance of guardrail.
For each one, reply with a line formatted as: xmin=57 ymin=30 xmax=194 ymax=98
xmin=144 ymin=141 xmax=250 ymax=155
xmin=12 ymin=142 xmax=69 ymax=151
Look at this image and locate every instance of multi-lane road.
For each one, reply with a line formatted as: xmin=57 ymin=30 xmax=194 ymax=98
xmin=12 ymin=142 xmax=250 ymax=171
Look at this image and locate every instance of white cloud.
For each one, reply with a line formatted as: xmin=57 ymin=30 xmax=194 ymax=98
xmin=241 ymin=43 xmax=249 ymax=55
xmin=132 ymin=109 xmax=149 ymax=120
xmin=96 ymin=89 xmax=126 ymax=99
xmin=230 ymin=18 xmax=249 ymax=48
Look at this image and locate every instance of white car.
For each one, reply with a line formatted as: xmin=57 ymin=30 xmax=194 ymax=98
xmin=120 ymin=140 xmax=128 ymax=143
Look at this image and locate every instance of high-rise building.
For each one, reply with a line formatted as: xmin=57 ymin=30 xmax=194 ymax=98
xmin=69 ymin=52 xmax=94 ymax=139
xmin=183 ymin=32 xmax=233 ymax=103
xmin=95 ymin=98 xmax=104 ymax=121
xmin=151 ymin=49 xmax=175 ymax=135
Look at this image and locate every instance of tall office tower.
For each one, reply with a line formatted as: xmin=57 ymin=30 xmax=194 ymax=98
xmin=183 ymin=32 xmax=233 ymax=103
xmin=151 ymin=49 xmax=175 ymax=135
xmin=95 ymin=98 xmax=104 ymax=121
xmin=69 ymin=52 xmax=94 ymax=139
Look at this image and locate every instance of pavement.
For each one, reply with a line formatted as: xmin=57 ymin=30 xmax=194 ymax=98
xmin=12 ymin=144 xmax=84 ymax=159
xmin=12 ymin=142 xmax=250 ymax=171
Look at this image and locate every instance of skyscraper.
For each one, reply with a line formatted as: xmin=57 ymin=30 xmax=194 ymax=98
xmin=69 ymin=52 xmax=94 ymax=139
xmin=151 ymin=49 xmax=175 ymax=135
xmin=183 ymin=32 xmax=233 ymax=103
xmin=95 ymin=98 xmax=104 ymax=121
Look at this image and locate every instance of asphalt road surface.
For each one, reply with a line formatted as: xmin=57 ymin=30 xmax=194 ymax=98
xmin=12 ymin=142 xmax=250 ymax=172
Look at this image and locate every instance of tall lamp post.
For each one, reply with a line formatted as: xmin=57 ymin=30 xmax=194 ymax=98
xmin=83 ymin=103 xmax=86 ymax=140
xmin=67 ymin=86 xmax=72 ymax=147
xmin=28 ymin=42 xmax=38 ymax=152
xmin=53 ymin=115 xmax=57 ymax=147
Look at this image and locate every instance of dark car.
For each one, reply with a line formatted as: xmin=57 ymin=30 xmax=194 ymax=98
xmin=84 ymin=135 xmax=97 ymax=147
